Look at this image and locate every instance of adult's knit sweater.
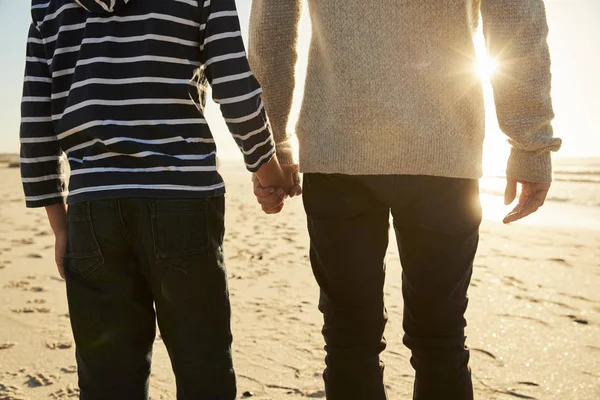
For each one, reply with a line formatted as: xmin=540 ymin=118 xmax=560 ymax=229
xmin=249 ymin=0 xmax=562 ymax=182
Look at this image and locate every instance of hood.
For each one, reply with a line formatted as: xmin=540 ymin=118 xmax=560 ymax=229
xmin=73 ymin=0 xmax=132 ymax=14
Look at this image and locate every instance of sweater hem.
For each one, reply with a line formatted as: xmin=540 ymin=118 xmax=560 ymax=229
xmin=66 ymin=187 xmax=226 ymax=205
xmin=297 ymin=135 xmax=485 ymax=180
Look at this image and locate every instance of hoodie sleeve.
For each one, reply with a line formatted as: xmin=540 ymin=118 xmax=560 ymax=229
xmin=20 ymin=23 xmax=67 ymax=208
xmin=199 ymin=0 xmax=275 ymax=173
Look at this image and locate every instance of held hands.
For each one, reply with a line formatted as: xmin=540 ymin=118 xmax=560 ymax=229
xmin=503 ymin=177 xmax=551 ymax=224
xmin=253 ymin=158 xmax=302 ymax=214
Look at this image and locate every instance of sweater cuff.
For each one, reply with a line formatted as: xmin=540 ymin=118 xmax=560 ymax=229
xmin=276 ymin=140 xmax=296 ymax=165
xmin=506 ymin=148 xmax=553 ymax=183
xmin=26 ymin=194 xmax=67 ymax=209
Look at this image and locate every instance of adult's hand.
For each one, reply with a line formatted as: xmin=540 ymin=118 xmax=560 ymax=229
xmin=254 ymin=157 xmax=293 ymax=194
xmin=503 ymin=177 xmax=551 ymax=224
xmin=280 ymin=164 xmax=302 ymax=197
xmin=253 ymin=177 xmax=286 ymax=214
xmin=253 ymin=164 xmax=302 ymax=214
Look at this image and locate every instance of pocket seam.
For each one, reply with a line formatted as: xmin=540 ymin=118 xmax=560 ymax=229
xmin=65 ymin=206 xmax=105 ymax=277
xmin=64 ymin=255 xmax=104 ymax=278
xmin=151 ymin=201 xmax=211 ymax=270
xmin=156 ymin=253 xmax=212 ymax=274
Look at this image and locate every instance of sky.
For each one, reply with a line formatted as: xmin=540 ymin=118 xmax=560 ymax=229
xmin=1 ymin=0 xmax=599 ymax=169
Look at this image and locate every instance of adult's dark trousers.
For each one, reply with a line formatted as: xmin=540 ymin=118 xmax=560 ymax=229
xmin=303 ymin=174 xmax=482 ymax=400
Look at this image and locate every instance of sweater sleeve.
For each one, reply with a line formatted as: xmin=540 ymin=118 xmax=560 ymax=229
xmin=248 ymin=0 xmax=302 ymax=165
xmin=200 ymin=0 xmax=275 ymax=173
xmin=20 ymin=23 xmax=67 ymax=208
xmin=481 ymin=0 xmax=562 ymax=183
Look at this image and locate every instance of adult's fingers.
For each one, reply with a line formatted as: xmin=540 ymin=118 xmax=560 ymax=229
xmin=258 ymin=189 xmax=285 ymax=207
xmin=253 ymin=177 xmax=286 ymax=209
xmin=263 ymin=203 xmax=284 ymax=214
xmin=289 ymin=183 xmax=303 ymax=198
xmin=503 ymin=197 xmax=543 ymax=224
xmin=253 ymin=178 xmax=276 ymax=198
xmin=255 ymin=188 xmax=284 ymax=204
xmin=504 ymin=177 xmax=518 ymax=205
xmin=503 ymin=180 xmax=551 ymax=224
xmin=280 ymin=164 xmax=301 ymax=196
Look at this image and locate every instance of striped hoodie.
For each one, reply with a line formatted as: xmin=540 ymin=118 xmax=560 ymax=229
xmin=20 ymin=0 xmax=275 ymax=208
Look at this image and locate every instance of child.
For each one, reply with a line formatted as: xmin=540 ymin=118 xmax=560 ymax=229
xmin=19 ymin=0 xmax=294 ymax=398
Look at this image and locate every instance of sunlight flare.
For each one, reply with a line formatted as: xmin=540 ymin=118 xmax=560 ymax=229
xmin=477 ymin=55 xmax=497 ymax=80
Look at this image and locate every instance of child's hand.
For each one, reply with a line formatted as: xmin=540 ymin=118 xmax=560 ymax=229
xmin=54 ymin=229 xmax=67 ymax=279
xmin=254 ymin=156 xmax=295 ymax=194
xmin=253 ymin=159 xmax=302 ymax=214
xmin=253 ymin=177 xmax=286 ymax=214
xmin=45 ymin=204 xmax=67 ymax=279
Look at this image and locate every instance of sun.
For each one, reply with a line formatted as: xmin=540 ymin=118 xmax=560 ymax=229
xmin=477 ymin=54 xmax=497 ymax=80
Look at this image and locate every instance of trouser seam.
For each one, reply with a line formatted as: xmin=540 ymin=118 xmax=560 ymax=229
xmin=116 ymin=199 xmax=133 ymax=248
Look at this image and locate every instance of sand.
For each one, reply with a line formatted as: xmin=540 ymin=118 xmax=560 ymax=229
xmin=0 ymin=160 xmax=599 ymax=399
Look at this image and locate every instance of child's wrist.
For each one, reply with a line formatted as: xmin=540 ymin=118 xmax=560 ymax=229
xmin=45 ymin=204 xmax=68 ymax=235
xmin=254 ymin=156 xmax=283 ymax=187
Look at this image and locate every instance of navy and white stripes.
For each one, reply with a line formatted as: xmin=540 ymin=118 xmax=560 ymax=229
xmin=20 ymin=0 xmax=275 ymax=207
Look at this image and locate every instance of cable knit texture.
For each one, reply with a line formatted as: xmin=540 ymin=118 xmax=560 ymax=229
xmin=249 ymin=0 xmax=562 ymax=183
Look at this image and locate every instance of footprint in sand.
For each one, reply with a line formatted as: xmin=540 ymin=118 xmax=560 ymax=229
xmin=4 ymin=280 xmax=46 ymax=292
xmin=518 ymin=381 xmax=540 ymax=387
xmin=548 ymin=257 xmax=571 ymax=266
xmin=470 ymin=348 xmax=497 ymax=360
xmin=25 ymin=373 xmax=56 ymax=387
xmin=27 ymin=299 xmax=47 ymax=305
xmin=50 ymin=385 xmax=80 ymax=399
xmin=4 ymin=281 xmax=29 ymax=289
xmin=501 ymin=275 xmax=525 ymax=287
xmin=566 ymin=315 xmax=589 ymax=325
xmin=500 ymin=390 xmax=536 ymax=399
xmin=0 ymin=343 xmax=16 ymax=350
xmin=46 ymin=341 xmax=73 ymax=350
xmin=11 ymin=238 xmax=35 ymax=247
xmin=514 ymin=295 xmax=577 ymax=311
xmin=559 ymin=293 xmax=594 ymax=303
xmin=498 ymin=313 xmax=550 ymax=327
xmin=60 ymin=366 xmax=77 ymax=374
xmin=26 ymin=253 xmax=43 ymax=259
xmin=0 ymin=372 xmax=19 ymax=380
xmin=11 ymin=307 xmax=51 ymax=314
xmin=0 ymin=383 xmax=25 ymax=400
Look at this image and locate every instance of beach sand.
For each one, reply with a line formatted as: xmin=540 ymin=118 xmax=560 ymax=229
xmin=1 ymin=159 xmax=599 ymax=399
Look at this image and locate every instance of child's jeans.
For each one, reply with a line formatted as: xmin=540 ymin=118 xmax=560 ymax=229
xmin=64 ymin=197 xmax=235 ymax=400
